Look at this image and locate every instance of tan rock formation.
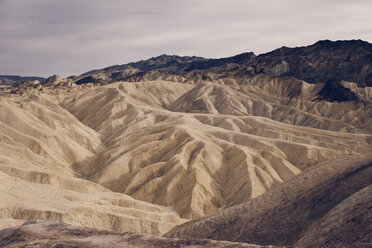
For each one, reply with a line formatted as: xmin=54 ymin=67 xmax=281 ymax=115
xmin=0 ymin=78 xmax=371 ymax=233
xmin=165 ymin=155 xmax=372 ymax=247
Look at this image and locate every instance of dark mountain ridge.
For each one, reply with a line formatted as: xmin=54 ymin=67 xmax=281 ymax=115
xmin=97 ymin=40 xmax=372 ymax=89
xmin=8 ymin=40 xmax=372 ymax=102
xmin=254 ymin=39 xmax=372 ymax=87
xmin=74 ymin=39 xmax=372 ymax=102
xmin=128 ymin=54 xmax=207 ymax=71
xmin=0 ymin=75 xmax=45 ymax=85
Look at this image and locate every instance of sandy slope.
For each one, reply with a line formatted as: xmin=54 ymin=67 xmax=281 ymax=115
xmin=165 ymin=155 xmax=372 ymax=247
xmin=0 ymin=92 xmax=184 ymax=235
xmin=60 ymin=81 xmax=371 ymax=218
xmin=0 ymin=79 xmax=371 ymax=232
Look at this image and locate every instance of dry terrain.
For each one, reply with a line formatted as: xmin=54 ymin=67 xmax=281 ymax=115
xmin=0 ymin=220 xmax=269 ymax=248
xmin=166 ymin=155 xmax=372 ymax=247
xmin=0 ymin=40 xmax=371 ymax=247
xmin=1 ymin=79 xmax=370 ymax=232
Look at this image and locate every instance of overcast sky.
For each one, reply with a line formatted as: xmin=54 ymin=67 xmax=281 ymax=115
xmin=1 ymin=0 xmax=372 ymax=77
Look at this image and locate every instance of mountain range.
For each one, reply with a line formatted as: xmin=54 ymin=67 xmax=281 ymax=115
xmin=0 ymin=75 xmax=45 ymax=85
xmin=64 ymin=39 xmax=371 ymax=102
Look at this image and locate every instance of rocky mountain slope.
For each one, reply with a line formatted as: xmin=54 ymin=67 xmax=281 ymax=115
xmin=253 ymin=40 xmax=372 ymax=87
xmin=89 ymin=40 xmax=372 ymax=87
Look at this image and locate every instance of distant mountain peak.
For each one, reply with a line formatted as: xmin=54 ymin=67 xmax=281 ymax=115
xmin=0 ymin=75 xmax=45 ymax=85
xmin=128 ymin=54 xmax=207 ymax=71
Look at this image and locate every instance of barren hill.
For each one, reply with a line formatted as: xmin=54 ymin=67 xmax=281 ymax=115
xmin=166 ymin=155 xmax=372 ymax=247
xmin=1 ymin=78 xmax=370 ymax=228
xmin=0 ymin=40 xmax=371 ymax=247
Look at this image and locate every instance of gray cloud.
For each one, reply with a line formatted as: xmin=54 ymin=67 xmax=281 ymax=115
xmin=0 ymin=0 xmax=371 ymax=77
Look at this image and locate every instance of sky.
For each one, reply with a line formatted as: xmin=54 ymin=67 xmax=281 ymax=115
xmin=1 ymin=0 xmax=372 ymax=77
